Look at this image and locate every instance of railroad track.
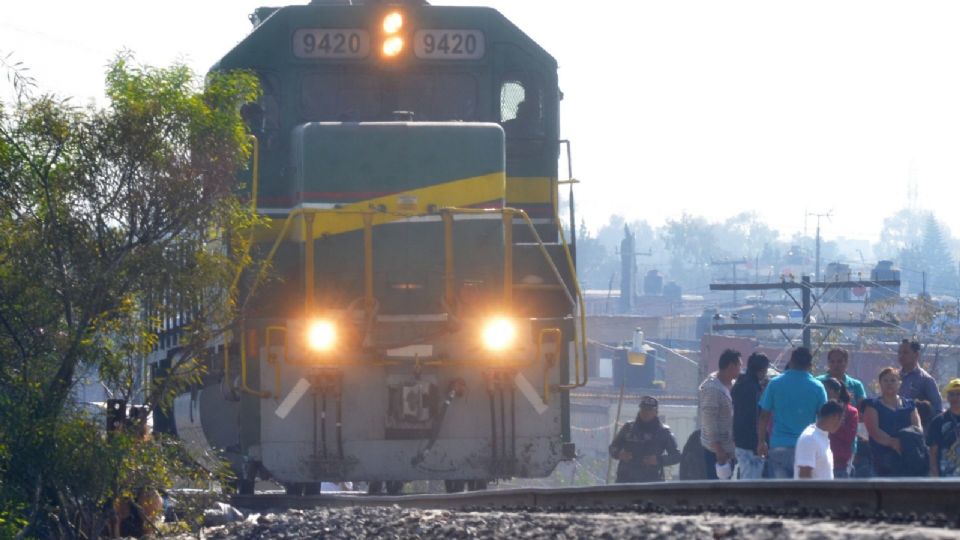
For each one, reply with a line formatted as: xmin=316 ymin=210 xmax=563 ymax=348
xmin=231 ymin=480 xmax=960 ymax=522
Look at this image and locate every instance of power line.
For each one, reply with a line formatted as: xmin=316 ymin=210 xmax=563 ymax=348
xmin=709 ymin=275 xmax=901 ymax=350
xmin=710 ymin=258 xmax=748 ymax=303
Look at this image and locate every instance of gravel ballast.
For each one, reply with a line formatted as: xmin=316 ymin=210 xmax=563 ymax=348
xmin=192 ymin=506 xmax=960 ymax=539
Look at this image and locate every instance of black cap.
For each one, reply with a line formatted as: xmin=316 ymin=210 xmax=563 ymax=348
xmin=640 ymin=396 xmax=658 ymax=409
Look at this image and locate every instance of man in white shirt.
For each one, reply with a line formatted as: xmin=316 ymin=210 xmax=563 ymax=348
xmin=794 ymin=400 xmax=845 ymax=479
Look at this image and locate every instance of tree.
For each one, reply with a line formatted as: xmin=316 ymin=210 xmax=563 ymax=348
xmin=715 ymin=212 xmax=780 ymax=261
xmin=0 ymin=54 xmax=259 ymax=537
xmin=594 ymin=214 xmax=627 ymax=252
xmin=582 ymin=215 xmax=642 ymax=294
xmin=574 ymin=219 xmax=609 ymax=290
xmin=893 ymin=215 xmax=958 ymax=296
xmin=660 ymin=213 xmax=716 ymax=289
xmin=875 ymin=208 xmax=929 ymax=261
xmin=918 ymin=216 xmax=958 ymax=296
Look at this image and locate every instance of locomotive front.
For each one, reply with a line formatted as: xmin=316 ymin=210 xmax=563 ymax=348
xmin=169 ymin=0 xmax=585 ymax=494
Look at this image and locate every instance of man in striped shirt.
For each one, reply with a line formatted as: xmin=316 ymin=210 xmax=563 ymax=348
xmin=699 ymin=349 xmax=742 ymax=479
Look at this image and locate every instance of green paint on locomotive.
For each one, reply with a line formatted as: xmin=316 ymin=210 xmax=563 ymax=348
xmin=212 ymin=2 xmax=559 ymax=213
xmin=292 ymin=122 xmax=504 ymax=204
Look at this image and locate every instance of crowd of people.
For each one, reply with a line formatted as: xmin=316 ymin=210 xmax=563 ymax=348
xmin=609 ymin=338 xmax=960 ymax=482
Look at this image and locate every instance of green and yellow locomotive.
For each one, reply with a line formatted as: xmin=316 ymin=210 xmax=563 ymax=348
xmin=171 ymin=0 xmax=585 ymax=494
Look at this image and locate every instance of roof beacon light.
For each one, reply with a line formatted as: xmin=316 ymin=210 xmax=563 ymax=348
xmin=383 ymin=11 xmax=403 ymax=34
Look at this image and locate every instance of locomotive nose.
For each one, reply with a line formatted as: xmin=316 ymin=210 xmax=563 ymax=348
xmin=291 ymin=121 xmax=506 ymax=320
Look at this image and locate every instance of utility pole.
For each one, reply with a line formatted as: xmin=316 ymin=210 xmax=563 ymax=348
xmin=815 ymin=229 xmax=820 ymax=283
xmin=619 ymin=226 xmax=636 ymax=313
xmin=617 ymin=225 xmax=652 ymax=313
xmin=802 ymin=275 xmax=811 ymax=350
xmin=559 ymin=140 xmax=577 ymax=258
xmin=710 ymin=275 xmax=901 ymax=352
xmin=807 ymin=211 xmax=832 ymax=282
xmin=710 ymin=259 xmax=748 ymax=304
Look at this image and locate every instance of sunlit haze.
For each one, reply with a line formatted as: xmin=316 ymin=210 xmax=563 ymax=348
xmin=5 ymin=0 xmax=960 ymax=247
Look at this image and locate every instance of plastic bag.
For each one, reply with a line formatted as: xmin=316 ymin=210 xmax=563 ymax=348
xmin=715 ymin=461 xmax=733 ymax=480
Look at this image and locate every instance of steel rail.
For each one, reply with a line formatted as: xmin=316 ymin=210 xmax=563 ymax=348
xmin=231 ymin=480 xmax=960 ymax=519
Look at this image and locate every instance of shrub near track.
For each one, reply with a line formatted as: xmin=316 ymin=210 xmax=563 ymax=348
xmin=0 ymin=52 xmax=261 ymax=539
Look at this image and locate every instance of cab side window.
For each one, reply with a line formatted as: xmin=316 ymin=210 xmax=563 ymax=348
xmin=242 ymin=72 xmax=281 ymax=148
xmin=499 ymin=76 xmax=543 ymax=138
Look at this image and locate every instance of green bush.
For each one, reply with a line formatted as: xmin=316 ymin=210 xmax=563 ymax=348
xmin=0 ymin=52 xmax=257 ymax=538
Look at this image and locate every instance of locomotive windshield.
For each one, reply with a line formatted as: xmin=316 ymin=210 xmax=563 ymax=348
xmin=301 ymin=71 xmax=479 ymax=122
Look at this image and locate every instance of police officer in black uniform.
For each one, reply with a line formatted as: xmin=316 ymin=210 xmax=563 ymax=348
xmin=609 ymin=396 xmax=682 ymax=482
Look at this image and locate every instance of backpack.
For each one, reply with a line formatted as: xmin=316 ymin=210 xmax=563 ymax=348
xmin=893 ymin=426 xmax=929 ymax=476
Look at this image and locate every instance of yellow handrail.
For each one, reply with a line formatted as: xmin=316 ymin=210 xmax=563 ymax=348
xmin=363 ymin=213 xmax=375 ymax=314
xmin=239 ymin=324 xmax=270 ymax=398
xmin=436 ymin=208 xmax=574 ymax=305
xmin=442 ymin=210 xmax=455 ymax=308
xmin=515 ymin=213 xmax=576 ymax=307
xmin=438 ymin=206 xmax=588 ymax=389
xmin=538 ymin=327 xmax=562 ymax=404
xmin=256 ymin=209 xmax=381 ymax=370
xmin=502 ymin=211 xmax=513 ymax=309
xmin=304 ymin=212 xmax=316 ymax=315
xmin=221 ymin=135 xmax=260 ymax=385
xmin=238 ymin=207 xmax=368 ymax=323
xmin=554 ymin=216 xmax=589 ymax=389
xmin=225 ymin=203 xmax=588 ymax=391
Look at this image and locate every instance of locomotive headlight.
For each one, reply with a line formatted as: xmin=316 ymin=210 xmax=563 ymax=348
xmin=382 ymin=11 xmax=403 ymax=34
xmin=306 ymin=319 xmax=337 ymax=352
xmin=482 ymin=317 xmax=517 ymax=352
xmin=382 ymin=36 xmax=405 ymax=57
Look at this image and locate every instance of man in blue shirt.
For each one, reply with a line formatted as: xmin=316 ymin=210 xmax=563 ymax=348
xmin=757 ymin=347 xmax=828 ymax=478
xmin=816 ymin=347 xmax=867 ymax=408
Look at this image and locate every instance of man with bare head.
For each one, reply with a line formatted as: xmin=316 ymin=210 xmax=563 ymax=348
xmin=757 ymin=347 xmax=827 ymax=478
xmin=817 ymin=347 xmax=866 ymax=408
xmin=898 ymin=338 xmax=943 ymax=426
xmin=699 ymin=349 xmax=742 ymax=479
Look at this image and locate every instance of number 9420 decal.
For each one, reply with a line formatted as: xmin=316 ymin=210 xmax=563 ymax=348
xmin=414 ymin=30 xmax=485 ymax=60
xmin=293 ymin=29 xmax=371 ymax=59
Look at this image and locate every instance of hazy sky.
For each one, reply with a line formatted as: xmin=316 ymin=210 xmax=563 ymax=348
xmin=5 ymin=1 xmax=960 ymax=244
